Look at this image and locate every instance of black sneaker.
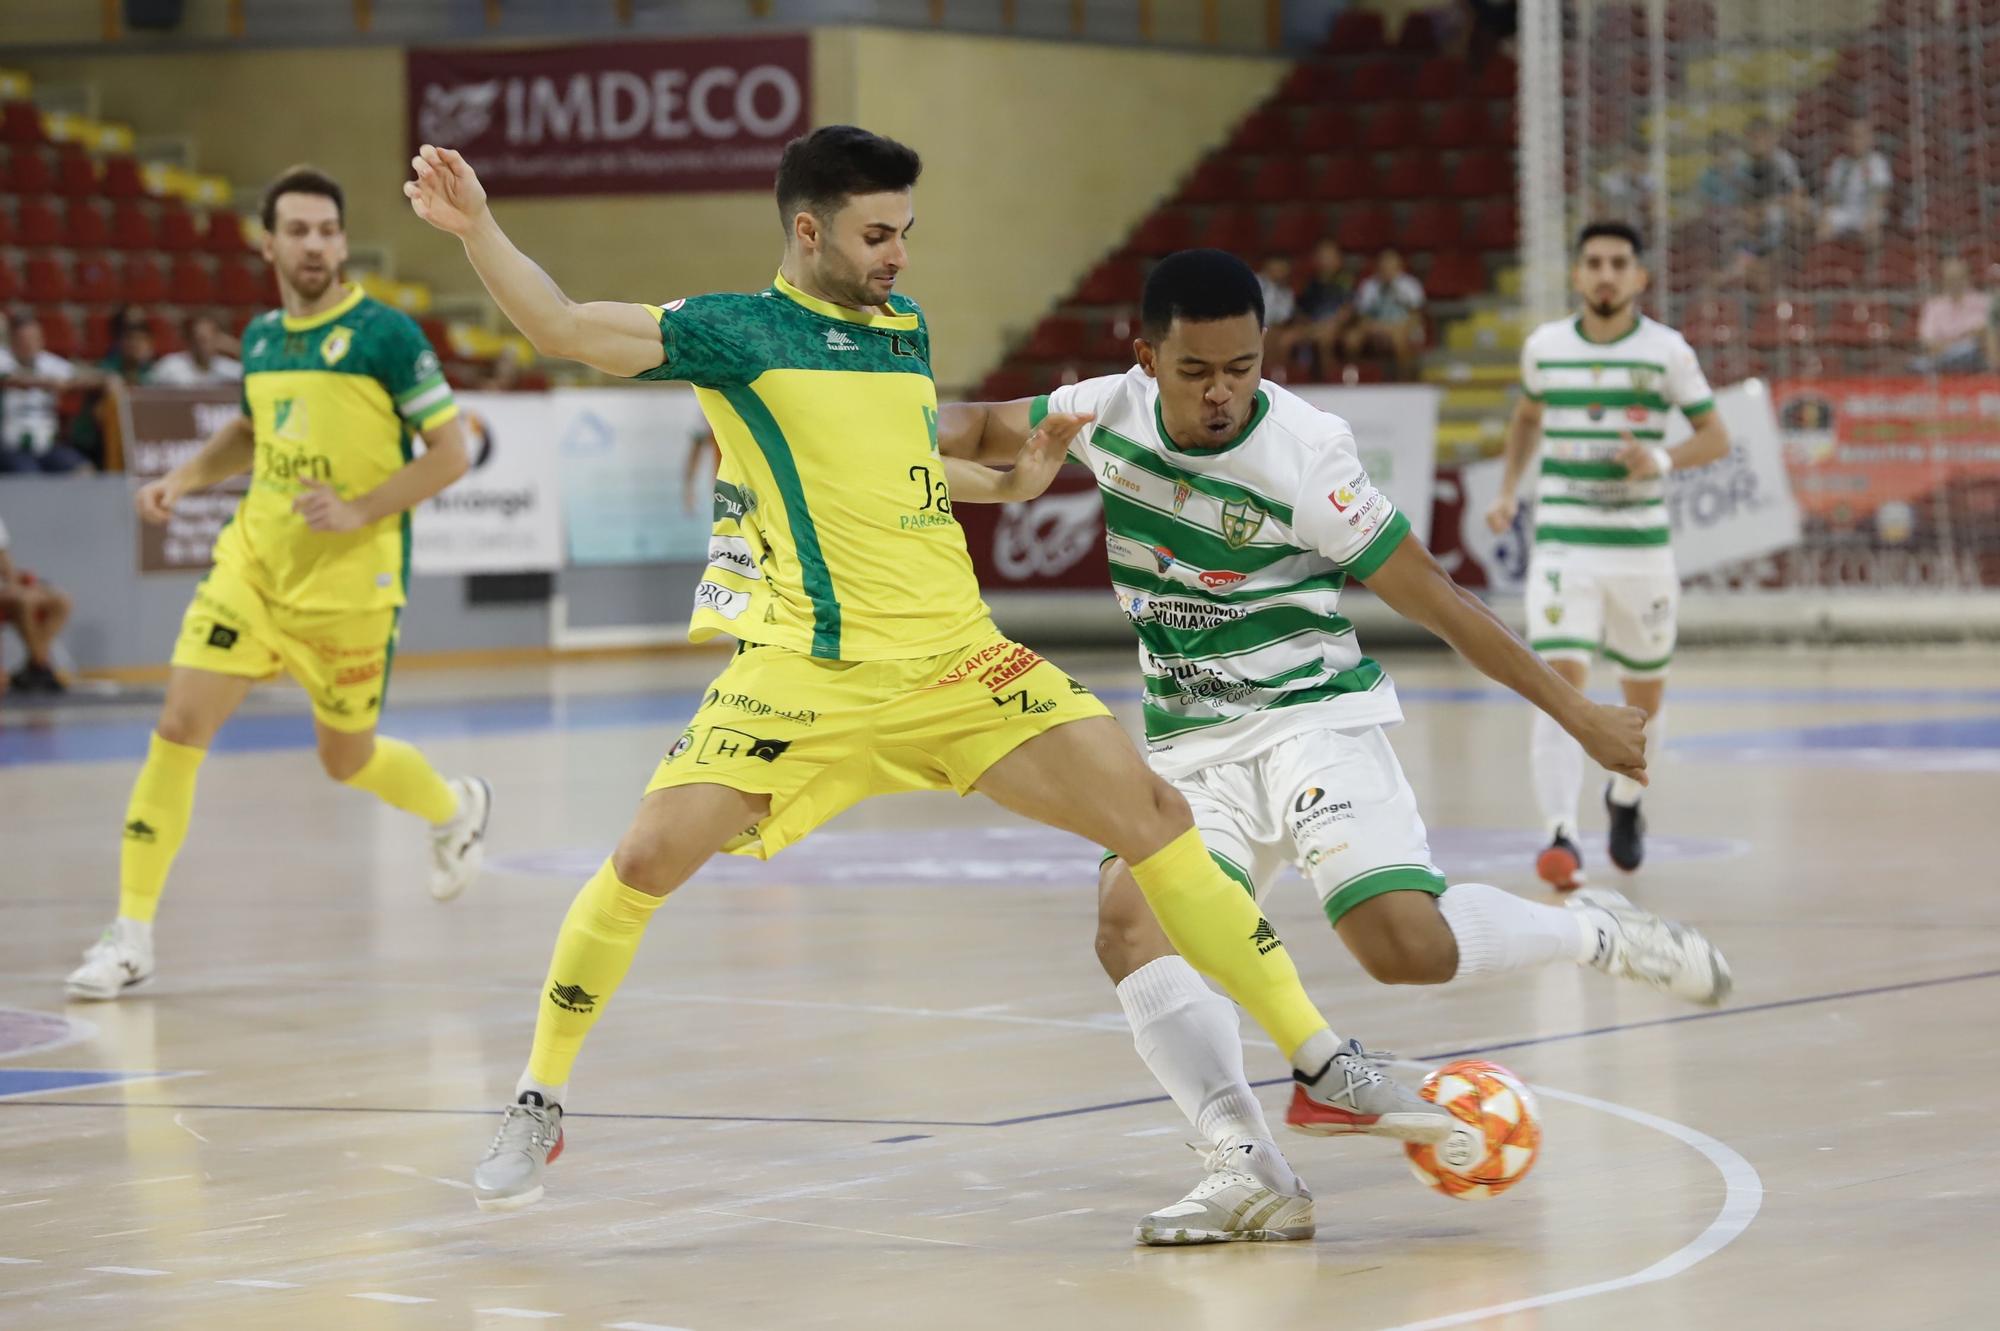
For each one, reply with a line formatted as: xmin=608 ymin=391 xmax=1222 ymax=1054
xmin=1605 ymin=784 xmax=1645 ymax=872
xmin=12 ymin=663 xmax=64 ymax=694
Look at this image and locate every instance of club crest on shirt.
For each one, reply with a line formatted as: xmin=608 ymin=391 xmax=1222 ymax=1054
xmin=1171 ymin=482 xmax=1193 ymax=515
xmin=1219 ymin=499 xmax=1265 ymax=549
xmin=320 ymin=325 xmax=355 ymax=367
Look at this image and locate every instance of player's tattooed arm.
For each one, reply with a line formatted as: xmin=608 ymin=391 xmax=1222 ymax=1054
xmin=405 ymin=145 xmax=665 ymax=377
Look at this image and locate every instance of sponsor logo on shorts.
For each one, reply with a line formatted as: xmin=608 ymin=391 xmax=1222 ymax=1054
xmin=1302 ymin=841 xmax=1349 ymax=870
xmin=696 ymin=726 xmax=791 ymax=765
xmin=334 ymin=662 xmax=383 ymax=688
xmin=1544 ymin=603 xmax=1564 ymax=625
xmin=667 ymin=729 xmax=694 ymax=760
xmin=992 ymin=689 xmax=1057 ymax=715
xmin=701 ymin=688 xmax=817 ymax=727
xmin=548 ymin=981 xmax=598 ymax=1014
xmin=1068 ymin=678 xmax=1092 ymax=695
xmin=1643 ymin=596 xmax=1674 ymax=630
xmin=1250 ymin=918 xmax=1283 ymax=955
xmin=1291 ymin=787 xmax=1355 ymax=833
xmin=206 ymin=624 xmax=238 ymax=650
xmin=934 ymin=642 xmax=1044 ymax=694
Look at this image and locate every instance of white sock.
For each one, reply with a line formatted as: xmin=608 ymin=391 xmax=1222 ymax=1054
xmin=1439 ymin=882 xmax=1599 ymax=979
xmin=114 ymin=917 xmax=153 ymax=944
xmin=514 ymin=1070 xmax=568 ymax=1110
xmin=1116 ymin=956 xmax=1274 ymax=1147
xmin=1531 ymin=709 xmax=1585 ymax=839
xmin=1608 ymin=707 xmax=1665 ymax=807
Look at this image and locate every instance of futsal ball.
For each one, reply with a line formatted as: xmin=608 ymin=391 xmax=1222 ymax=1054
xmin=1404 ymin=1059 xmax=1541 ymax=1200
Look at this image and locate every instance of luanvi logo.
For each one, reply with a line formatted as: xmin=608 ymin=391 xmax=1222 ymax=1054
xmin=547 ymin=981 xmax=599 ymax=1014
xmin=206 ymin=624 xmax=239 ymax=650
xmin=1250 ymin=918 xmax=1282 ymax=955
xmin=123 ymin=819 xmax=158 ymax=844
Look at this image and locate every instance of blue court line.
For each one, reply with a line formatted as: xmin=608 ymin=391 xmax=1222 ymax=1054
xmin=8 ymin=682 xmax=2000 ymax=768
xmin=0 ymin=1069 xmax=185 ymax=1100
xmin=1671 ymin=714 xmax=2000 ymax=751
xmin=5 ymin=965 xmax=1994 ymax=1129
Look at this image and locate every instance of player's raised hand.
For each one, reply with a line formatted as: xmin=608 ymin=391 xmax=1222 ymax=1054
xmin=134 ymin=478 xmax=180 ymax=526
xmin=1615 ymin=431 xmax=1669 ymax=479
xmin=404 ymin=145 xmax=488 ymax=236
xmin=1002 ymin=411 xmax=1091 ymax=502
xmin=293 ymin=481 xmax=367 ymax=533
xmin=1572 ymin=701 xmax=1649 ymax=784
xmin=1484 ymin=489 xmax=1519 ymax=535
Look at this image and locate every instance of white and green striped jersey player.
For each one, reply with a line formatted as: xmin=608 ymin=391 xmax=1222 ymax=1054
xmin=1518 ymin=314 xmax=1715 ymax=570
xmin=1031 ymin=367 xmax=1411 ymax=781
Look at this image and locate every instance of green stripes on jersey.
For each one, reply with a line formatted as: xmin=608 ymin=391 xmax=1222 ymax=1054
xmin=1532 ymin=523 xmax=1671 ymax=546
xmin=720 ymin=384 xmax=843 ymax=656
xmin=1089 ymin=424 xmax=1295 ymax=524
xmin=1142 ymin=656 xmax=1388 ymax=739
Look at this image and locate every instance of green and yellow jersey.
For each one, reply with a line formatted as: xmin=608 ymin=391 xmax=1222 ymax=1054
xmin=215 ymin=286 xmax=459 ymax=613
xmin=636 ymin=272 xmax=989 ymax=661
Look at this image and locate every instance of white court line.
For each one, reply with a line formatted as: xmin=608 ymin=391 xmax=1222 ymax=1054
xmin=479 ymin=1310 xmax=563 ymax=1320
xmin=173 ymin=1113 xmax=209 ymax=1144
xmin=1121 ymin=1126 xmax=1179 ymax=1137
xmin=87 ymin=1266 xmax=170 ymax=1277
xmin=352 ymin=1292 xmax=434 ymax=1304
xmin=0 ymin=1257 xmax=42 ymax=1265
xmin=0 ymin=1199 xmax=50 ymax=1210
xmin=0 ymin=1009 xmax=97 ymax=1061
xmin=1013 ymin=1207 xmax=1095 ymax=1224
xmin=1370 ymin=1075 xmax=1764 ymax=1331
xmin=693 ymin=1206 xmax=969 ymax=1249
xmin=215 ymin=1279 xmax=301 ymax=1290
xmin=381 ymin=1163 xmax=474 ymax=1191
xmin=607 ymin=1322 xmax=696 ymax=1331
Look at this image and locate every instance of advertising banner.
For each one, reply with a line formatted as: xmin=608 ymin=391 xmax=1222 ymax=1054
xmin=411 ymin=392 xmax=564 ymax=574
xmin=127 ymin=388 xmax=249 ymax=573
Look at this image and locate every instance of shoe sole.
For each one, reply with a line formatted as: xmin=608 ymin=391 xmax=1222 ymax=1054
xmin=1286 ymin=1110 xmax=1456 ymax=1145
xmin=473 ymin=1184 xmax=544 ymax=1213
xmin=64 ymin=973 xmax=153 ymax=1002
xmin=432 ymin=778 xmax=493 ymax=903
xmin=1135 ymin=1223 xmax=1315 ymax=1245
xmin=1536 ymin=846 xmax=1584 ymax=892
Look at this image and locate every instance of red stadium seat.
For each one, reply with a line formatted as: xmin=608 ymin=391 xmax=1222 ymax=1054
xmin=68 ymin=201 xmax=110 ymax=250
xmin=101 ymin=154 xmax=147 ymax=199
xmin=23 ymin=253 xmax=71 ymax=303
xmin=1076 ymin=256 xmax=1144 ymax=306
xmin=203 ymin=210 xmax=251 ymax=253
xmin=1229 ymin=107 xmax=1293 ymax=152
xmin=38 ymin=310 xmax=80 ymax=358
xmin=1801 ymin=241 xmax=1863 ymax=291
xmin=0 ymin=257 xmax=19 ymax=303
xmin=1481 ymin=101 xmax=1518 ymax=147
xmin=1296 ymin=105 xmax=1361 ymax=152
xmin=0 ymin=101 xmax=47 ymax=146
xmin=1428 ymin=102 xmax=1484 ymax=149
xmin=1130 ymin=208 xmax=1196 ymax=257
xmin=1449 ymin=153 xmax=1512 ymax=198
xmin=81 ymin=308 xmax=114 ymax=359
xmin=1379 ymin=150 xmax=1440 ymax=199
xmin=110 ymin=202 xmax=158 ymax=250
xmin=123 ymin=255 xmax=167 ymax=304
xmin=1021 ymin=315 xmax=1087 ymax=361
xmin=1424 ymin=251 xmax=1487 ymax=299
xmin=1247 ymin=156 xmax=1307 ymax=202
xmin=1397 ymin=12 xmax=1442 ymax=53
xmin=1414 ymin=57 xmax=1465 ymax=101
xmin=218 ymin=256 xmax=271 ymax=306
xmin=2 ymin=145 xmax=54 ymax=194
xmin=1469 ymin=201 xmax=1518 ymax=250
xmin=1265 ymin=203 xmax=1327 ymax=255
xmin=73 ymin=251 xmax=118 ymax=303
xmin=1335 ymin=204 xmax=1395 ymax=253
xmin=1821 ymin=299 xmax=1894 ymax=348
xmin=1477 ymin=56 xmax=1518 ymax=99
xmin=1401 ymin=201 xmax=1463 ymax=252
xmin=978 ymin=367 xmax=1040 ymax=401
xmin=1323 ymin=9 xmax=1386 ymax=53
xmin=1277 ymin=61 xmax=1343 ymax=105
xmin=54 ymin=144 xmax=97 ymax=198
xmin=170 ymin=256 xmax=217 ymax=305
xmin=1361 ymin=105 xmax=1421 ymax=151
xmin=158 ymin=205 xmax=203 ymax=253
xmin=1309 ymin=153 xmax=1378 ymax=202
xmin=1348 ymin=60 xmax=1402 ymax=102
xmin=16 ymin=197 xmax=62 ymax=247
xmin=149 ymin=314 xmax=185 ymax=357
xmin=0 ymin=206 xmax=13 ymax=248
xmin=1874 ymin=244 xmax=1920 ymax=290
xmin=1194 ymin=206 xmax=1261 ymax=254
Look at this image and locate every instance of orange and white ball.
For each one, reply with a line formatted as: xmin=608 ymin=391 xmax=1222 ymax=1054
xmin=1404 ymin=1059 xmax=1542 ymax=1200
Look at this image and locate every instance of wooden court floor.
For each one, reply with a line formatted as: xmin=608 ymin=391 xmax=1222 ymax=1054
xmin=1 ymin=645 xmax=1995 ymax=1330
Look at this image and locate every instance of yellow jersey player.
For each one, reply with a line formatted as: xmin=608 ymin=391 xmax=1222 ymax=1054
xmin=65 ymin=167 xmax=493 ymax=1002
xmin=407 ymin=127 xmax=1471 ymax=1214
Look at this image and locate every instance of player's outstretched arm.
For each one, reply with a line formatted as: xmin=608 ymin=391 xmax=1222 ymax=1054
xmin=293 ymin=415 xmax=472 ymax=534
xmin=135 ymin=414 xmax=255 ymax=525
xmin=1361 ymin=534 xmax=1648 ymax=782
xmin=404 ymin=145 xmax=663 ymax=378
xmin=1485 ymin=394 xmax=1543 ymax=534
xmin=941 ymin=409 xmax=1091 ymax=503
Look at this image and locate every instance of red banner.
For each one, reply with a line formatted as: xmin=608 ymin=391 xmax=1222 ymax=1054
xmin=954 ymin=465 xmax=1112 ymax=592
xmin=406 ymin=35 xmax=810 ymax=198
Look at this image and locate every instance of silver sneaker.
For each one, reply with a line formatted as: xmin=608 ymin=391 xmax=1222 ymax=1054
xmin=430 ymin=776 xmax=492 ymax=902
xmin=64 ymin=919 xmax=155 ymax=1001
xmin=1287 ymin=1038 xmax=1470 ymax=1155
xmin=472 ymin=1094 xmax=563 ymax=1211
xmin=1135 ymin=1139 xmax=1314 ymax=1246
xmin=1572 ymin=887 xmax=1733 ymax=1006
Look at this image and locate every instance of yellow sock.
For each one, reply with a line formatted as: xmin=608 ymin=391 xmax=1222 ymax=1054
xmin=117 ymin=733 xmax=208 ymax=924
xmin=341 ymin=735 xmax=459 ymax=823
xmin=1127 ymin=827 xmax=1329 ymax=1062
xmin=526 ymin=860 xmax=665 ymax=1088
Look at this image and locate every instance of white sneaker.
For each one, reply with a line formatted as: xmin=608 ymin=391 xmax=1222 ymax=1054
xmin=430 ymin=776 xmax=492 ymax=902
xmin=473 ymin=1093 xmax=564 ymax=1211
xmin=1572 ymin=887 xmax=1733 ymax=1006
xmin=1135 ymin=1138 xmax=1315 ymax=1246
xmin=65 ymin=919 xmax=155 ymax=1001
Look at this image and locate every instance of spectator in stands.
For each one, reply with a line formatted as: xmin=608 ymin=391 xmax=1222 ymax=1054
xmin=1293 ymin=238 xmax=1357 ymax=379
xmin=1911 ymin=256 xmax=1997 ymax=374
xmin=1696 ymin=131 xmax=1742 ymax=211
xmin=1818 ymin=119 xmax=1892 ymax=243
xmin=149 ymin=313 xmax=243 ymax=388
xmin=99 ymin=306 xmax=157 ymax=386
xmin=1594 ymin=143 xmax=1657 ymax=223
xmin=1453 ymin=0 xmax=1518 ymax=72
xmin=1256 ymin=254 xmax=1301 ymax=375
xmin=1714 ymin=117 xmax=1807 ymax=292
xmin=0 ymin=311 xmax=99 ymax=475
xmin=1344 ymin=248 xmax=1427 ymax=381
xmin=0 ymin=513 xmax=71 ymax=694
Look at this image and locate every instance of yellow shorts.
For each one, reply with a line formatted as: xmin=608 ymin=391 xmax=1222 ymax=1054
xmin=646 ymin=627 xmax=1112 ymax=859
xmin=169 ymin=559 xmax=399 ymax=733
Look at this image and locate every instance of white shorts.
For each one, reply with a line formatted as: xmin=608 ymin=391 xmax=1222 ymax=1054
xmin=1525 ymin=552 xmax=1678 ymax=680
xmin=1138 ymin=725 xmax=1447 ymax=925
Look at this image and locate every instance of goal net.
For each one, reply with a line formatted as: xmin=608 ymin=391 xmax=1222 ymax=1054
xmin=1518 ymin=0 xmax=2000 ymax=637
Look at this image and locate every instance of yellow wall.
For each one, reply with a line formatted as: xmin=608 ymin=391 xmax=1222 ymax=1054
xmin=19 ymin=27 xmax=1281 ymax=388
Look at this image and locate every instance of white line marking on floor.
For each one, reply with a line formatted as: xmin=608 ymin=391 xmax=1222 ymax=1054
xmin=116 ymin=1174 xmax=194 ymax=1187
xmin=479 ymin=1309 xmax=564 ymax=1320
xmin=352 ymin=1292 xmax=434 ymax=1304
xmin=193 ymin=1224 xmax=268 ymax=1237
xmin=1121 ymin=1126 xmax=1178 ymax=1137
xmin=1371 ymin=1070 xmax=1764 ymax=1331
xmin=381 ymin=1163 xmax=474 ymax=1191
xmin=87 ymin=1266 xmax=170 ymax=1277
xmin=1013 ymin=1207 xmax=1094 ymax=1223
xmin=606 ymin=1322 xmax=697 ymax=1331
xmin=0 ymin=1198 xmax=50 ymax=1210
xmin=172 ymin=1113 xmax=209 ymax=1143
xmin=0 ymin=1257 xmax=42 ymax=1264
xmin=90 ymin=1228 xmax=154 ymax=1238
xmin=693 ymin=1206 xmax=968 ymax=1249
xmin=215 ymin=1279 xmax=301 ymax=1290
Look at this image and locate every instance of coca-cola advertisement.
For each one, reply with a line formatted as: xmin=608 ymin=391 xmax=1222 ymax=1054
xmin=406 ymin=35 xmax=811 ymax=197
xmin=954 ymin=465 xmax=1111 ymax=592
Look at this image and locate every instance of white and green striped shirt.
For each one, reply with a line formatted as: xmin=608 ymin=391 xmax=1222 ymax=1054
xmin=1520 ymin=315 xmax=1714 ymax=568
xmin=1033 ymin=369 xmax=1409 ymax=777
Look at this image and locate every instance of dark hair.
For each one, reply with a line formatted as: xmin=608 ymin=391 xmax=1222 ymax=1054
xmin=774 ymin=126 xmax=922 ymax=230
xmin=1577 ymin=220 xmax=1644 ymax=257
xmin=1141 ymin=249 xmax=1265 ymax=341
xmin=260 ymin=165 xmax=345 ymax=232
